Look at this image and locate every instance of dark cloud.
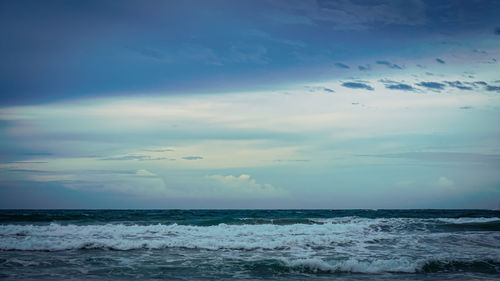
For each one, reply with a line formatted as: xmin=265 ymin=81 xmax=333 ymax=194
xmin=1 ymin=0 xmax=498 ymax=106
xmin=486 ymin=85 xmax=500 ymax=92
xmin=495 ymin=27 xmax=500 ymax=35
xmin=358 ymin=65 xmax=371 ymax=71
xmin=459 ymin=106 xmax=472 ymax=110
xmin=182 ymin=156 xmax=203 ymax=160
xmin=334 ymin=62 xmax=350 ymax=69
xmin=385 ymin=83 xmax=414 ymax=91
xmin=444 ymin=81 xmax=472 ymax=90
xmin=379 ymin=79 xmax=414 ymax=91
xmin=472 ymin=81 xmax=488 ymax=86
xmin=416 ymin=82 xmax=446 ymax=90
xmin=341 ymin=82 xmax=374 ymax=91
xmin=100 ymin=155 xmax=168 ymax=161
xmin=435 ymin=58 xmax=446 ymax=64
xmin=323 ymin=88 xmax=335 ymax=93
xmin=376 ymin=61 xmax=403 ymax=69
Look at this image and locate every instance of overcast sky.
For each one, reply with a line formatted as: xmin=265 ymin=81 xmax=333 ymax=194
xmin=1 ymin=0 xmax=499 ymax=209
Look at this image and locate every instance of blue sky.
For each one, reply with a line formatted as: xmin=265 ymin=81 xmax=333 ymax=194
xmin=0 ymin=0 xmax=499 ymax=208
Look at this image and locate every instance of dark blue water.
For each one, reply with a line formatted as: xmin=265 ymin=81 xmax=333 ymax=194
xmin=1 ymin=209 xmax=499 ymax=280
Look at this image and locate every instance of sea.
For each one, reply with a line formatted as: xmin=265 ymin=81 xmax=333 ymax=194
xmin=0 ymin=209 xmax=499 ymax=280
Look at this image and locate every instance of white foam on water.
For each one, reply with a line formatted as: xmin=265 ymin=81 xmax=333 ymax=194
xmin=436 ymin=217 xmax=500 ymax=224
xmin=280 ymin=257 xmax=420 ymax=273
xmin=0 ymin=217 xmax=498 ymax=274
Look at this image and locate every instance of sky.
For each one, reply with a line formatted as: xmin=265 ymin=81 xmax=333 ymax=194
xmin=0 ymin=0 xmax=499 ymax=209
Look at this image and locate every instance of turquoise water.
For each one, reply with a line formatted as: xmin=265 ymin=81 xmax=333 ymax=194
xmin=1 ymin=209 xmax=499 ymax=280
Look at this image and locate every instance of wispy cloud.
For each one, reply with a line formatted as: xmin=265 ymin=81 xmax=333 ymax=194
xmin=101 ymin=155 xmax=168 ymax=161
xmin=182 ymin=156 xmax=203 ymax=160
xmin=363 ymin=152 xmax=500 ymax=164
xmin=305 ymin=86 xmax=335 ymax=93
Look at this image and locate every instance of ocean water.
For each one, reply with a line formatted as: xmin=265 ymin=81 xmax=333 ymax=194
xmin=0 ymin=210 xmax=499 ymax=280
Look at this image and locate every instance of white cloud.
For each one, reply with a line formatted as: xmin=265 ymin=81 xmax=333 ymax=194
xmin=135 ymin=169 xmax=156 ymax=177
xmin=208 ymin=174 xmax=286 ymax=198
xmin=436 ymin=176 xmax=454 ymax=188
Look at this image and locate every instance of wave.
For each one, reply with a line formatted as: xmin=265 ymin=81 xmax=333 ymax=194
xmin=243 ymin=258 xmax=500 ymax=274
xmin=1 ymin=220 xmax=499 ymax=276
xmin=437 ymin=217 xmax=500 ymax=224
xmin=0 ymin=220 xmax=498 ymax=251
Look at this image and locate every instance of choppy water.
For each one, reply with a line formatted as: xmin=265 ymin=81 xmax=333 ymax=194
xmin=0 ymin=209 xmax=499 ymax=280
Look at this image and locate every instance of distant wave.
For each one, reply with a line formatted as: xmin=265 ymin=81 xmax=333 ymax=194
xmin=1 ymin=209 xmax=498 ymax=226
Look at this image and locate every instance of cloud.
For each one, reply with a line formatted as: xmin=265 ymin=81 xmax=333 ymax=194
xmin=132 ymin=47 xmax=168 ymax=61
xmin=436 ymin=176 xmax=454 ymax=188
xmin=494 ymin=27 xmax=500 ymax=35
xmin=473 ymin=49 xmax=487 ymax=54
xmin=229 ymin=45 xmax=269 ymax=64
xmin=444 ymin=81 xmax=472 ymax=90
xmin=304 ymin=86 xmax=335 ymax=93
xmin=143 ymin=148 xmax=175 ymax=152
xmin=334 ymin=62 xmax=350 ymax=69
xmin=473 ymin=81 xmax=488 ymax=86
xmin=459 ymin=106 xmax=472 ymax=110
xmin=208 ymin=174 xmax=285 ymax=198
xmin=486 ymin=85 xmax=500 ymax=92
xmin=16 ymin=168 xmax=171 ymax=198
xmin=270 ymin=0 xmax=427 ymax=30
xmin=135 ymin=169 xmax=156 ymax=177
xmin=435 ymin=58 xmax=446 ymax=64
xmin=274 ymin=159 xmax=310 ymax=163
xmin=341 ymin=82 xmax=374 ymax=91
xmin=100 ymin=155 xmax=168 ymax=161
xmin=416 ymin=81 xmax=446 ymax=90
xmin=266 ymin=12 xmax=314 ymax=25
xmin=182 ymin=156 xmax=203 ymax=160
xmin=247 ymin=29 xmax=307 ymax=48
xmin=376 ymin=60 xmax=403 ymax=69
xmin=385 ymin=83 xmax=415 ymax=91
xmin=364 ymin=152 xmax=500 ymax=164
xmin=358 ymin=65 xmax=371 ymax=71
